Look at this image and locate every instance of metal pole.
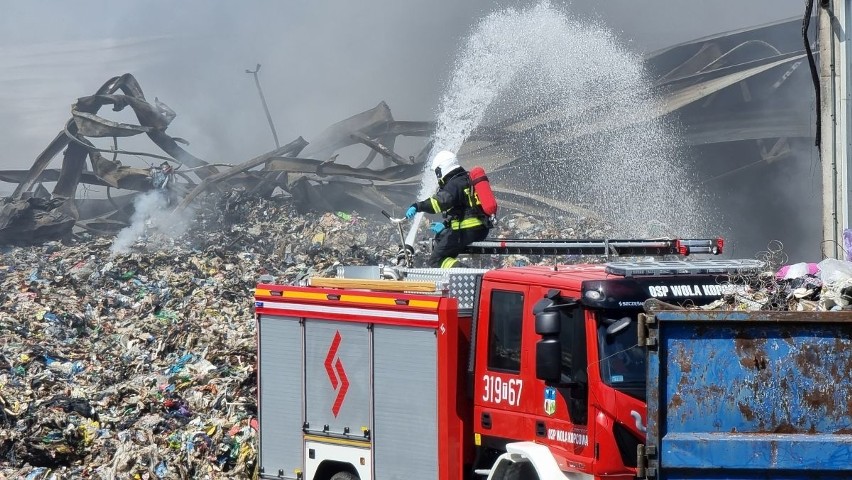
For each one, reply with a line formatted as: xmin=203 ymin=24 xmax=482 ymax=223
xmin=245 ymin=64 xmax=280 ymax=149
xmin=838 ymin=0 xmax=852 ymax=259
xmin=820 ymin=2 xmax=841 ymax=258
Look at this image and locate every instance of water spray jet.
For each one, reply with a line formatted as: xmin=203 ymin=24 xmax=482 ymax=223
xmin=413 ymin=1 xmax=714 ymax=240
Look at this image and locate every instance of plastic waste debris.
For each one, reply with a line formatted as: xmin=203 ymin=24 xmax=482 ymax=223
xmin=0 ymin=194 xmax=619 ymax=478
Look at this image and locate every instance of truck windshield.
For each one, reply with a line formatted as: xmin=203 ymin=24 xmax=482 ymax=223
xmin=597 ymin=310 xmax=645 ymax=401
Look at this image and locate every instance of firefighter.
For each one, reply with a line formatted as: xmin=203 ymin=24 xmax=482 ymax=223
xmin=150 ymin=161 xmax=179 ymax=206
xmin=405 ymin=150 xmax=490 ymax=268
xmin=151 ymin=162 xmax=174 ymax=190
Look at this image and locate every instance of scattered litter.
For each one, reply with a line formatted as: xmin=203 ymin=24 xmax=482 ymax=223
xmin=683 ymin=245 xmax=852 ymax=312
xmin=4 ymin=191 xmax=850 ymax=480
xmin=0 ymin=193 xmax=609 ymax=479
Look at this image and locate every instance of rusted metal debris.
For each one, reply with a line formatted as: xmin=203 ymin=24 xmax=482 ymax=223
xmin=0 ymin=18 xmax=821 ymax=247
xmin=0 ymin=73 xmax=596 ymax=245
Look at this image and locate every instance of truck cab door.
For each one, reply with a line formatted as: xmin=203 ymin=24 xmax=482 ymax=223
xmin=473 ymin=282 xmax=531 ymax=443
xmin=529 ymin=288 xmax=595 ymax=474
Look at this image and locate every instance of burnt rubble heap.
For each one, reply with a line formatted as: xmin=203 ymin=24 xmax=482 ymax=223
xmin=0 ymin=73 xmax=605 ymax=247
xmin=3 ymin=190 xmax=852 ymax=479
xmin=0 ymin=192 xmax=612 ymax=479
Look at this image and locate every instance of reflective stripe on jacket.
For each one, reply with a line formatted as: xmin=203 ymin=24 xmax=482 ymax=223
xmin=440 ymin=257 xmax=460 ymax=268
xmin=415 ymin=168 xmax=486 ymax=230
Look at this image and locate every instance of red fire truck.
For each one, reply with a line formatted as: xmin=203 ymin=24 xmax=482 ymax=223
xmin=254 ymin=238 xmax=759 ymax=480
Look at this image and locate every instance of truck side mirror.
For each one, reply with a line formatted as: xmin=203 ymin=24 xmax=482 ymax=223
xmin=535 ymin=311 xmax=562 ymax=383
xmin=535 ymin=310 xmax=560 ymax=335
xmin=536 ymin=338 xmax=562 ymax=383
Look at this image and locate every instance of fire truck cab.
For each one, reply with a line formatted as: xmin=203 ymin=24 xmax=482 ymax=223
xmin=467 ymin=258 xmax=762 ymax=479
xmin=254 ymin=238 xmax=758 ymax=480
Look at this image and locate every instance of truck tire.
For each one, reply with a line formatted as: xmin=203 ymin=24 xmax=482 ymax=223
xmin=330 ymin=472 xmax=358 ymax=480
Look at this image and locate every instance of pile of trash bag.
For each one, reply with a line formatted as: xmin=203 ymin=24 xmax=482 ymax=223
xmin=696 ymin=258 xmax=852 ymax=311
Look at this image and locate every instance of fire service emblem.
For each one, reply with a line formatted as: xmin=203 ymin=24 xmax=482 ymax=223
xmin=544 ymin=386 xmax=557 ymax=416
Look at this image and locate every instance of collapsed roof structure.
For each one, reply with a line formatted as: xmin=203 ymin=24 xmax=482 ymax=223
xmin=0 ymin=69 xmax=603 ymax=246
xmin=0 ymin=17 xmax=815 ymax=249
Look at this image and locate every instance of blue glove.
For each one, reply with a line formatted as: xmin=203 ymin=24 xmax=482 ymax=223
xmin=405 ymin=206 xmax=417 ymax=220
xmin=430 ymin=222 xmax=446 ymax=235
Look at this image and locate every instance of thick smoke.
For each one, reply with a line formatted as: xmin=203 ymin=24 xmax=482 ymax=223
xmin=0 ymin=1 xmax=801 ymax=173
xmin=110 ymin=191 xmax=194 ymax=255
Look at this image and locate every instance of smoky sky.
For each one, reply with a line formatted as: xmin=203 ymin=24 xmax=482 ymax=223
xmin=0 ymin=0 xmax=804 ymax=172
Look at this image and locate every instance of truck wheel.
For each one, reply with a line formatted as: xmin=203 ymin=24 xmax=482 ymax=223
xmin=330 ymin=472 xmax=358 ymax=480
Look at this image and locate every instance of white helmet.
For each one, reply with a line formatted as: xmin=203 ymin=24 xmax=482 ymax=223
xmin=431 ymin=150 xmax=460 ymax=179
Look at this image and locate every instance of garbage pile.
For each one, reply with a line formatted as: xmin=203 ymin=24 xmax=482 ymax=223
xmin=695 ymin=258 xmax=852 ymax=312
xmin=0 ymin=192 xmax=610 ymax=479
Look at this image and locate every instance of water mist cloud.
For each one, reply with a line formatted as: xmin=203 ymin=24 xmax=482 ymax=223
xmin=429 ymin=1 xmax=713 ymax=236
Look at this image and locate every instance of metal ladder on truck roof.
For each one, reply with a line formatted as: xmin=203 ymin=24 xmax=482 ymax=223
xmin=463 ymin=237 xmax=724 ymax=257
xmin=605 ymin=259 xmax=766 ymax=277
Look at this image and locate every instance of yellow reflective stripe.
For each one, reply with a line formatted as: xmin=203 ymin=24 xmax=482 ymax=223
xmin=256 ymin=288 xmax=439 ymax=309
xmin=338 ymin=295 xmax=438 ymax=309
xmin=254 ymin=288 xmax=328 ymax=301
xmin=304 ymin=434 xmax=370 ymax=448
xmin=464 ymin=187 xmax=481 ymax=207
xmin=284 ymin=290 xmax=330 ymax=301
xmin=450 ymin=218 xmax=485 ymax=229
xmin=441 ymin=257 xmax=459 ymax=268
xmin=409 ymin=299 xmax=440 ymax=308
xmin=341 ymin=294 xmax=398 ymax=305
xmin=429 ymin=197 xmax=440 ymax=212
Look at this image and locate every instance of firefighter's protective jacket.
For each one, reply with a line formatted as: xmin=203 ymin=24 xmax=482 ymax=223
xmin=415 ymin=168 xmax=487 ymax=230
